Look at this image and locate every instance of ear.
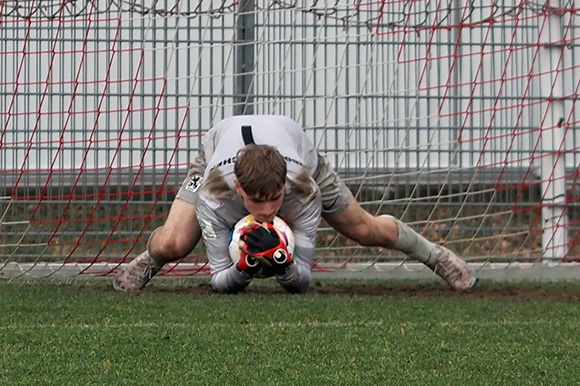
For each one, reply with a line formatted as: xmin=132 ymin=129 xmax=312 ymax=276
xmin=234 ymin=179 xmax=243 ymax=196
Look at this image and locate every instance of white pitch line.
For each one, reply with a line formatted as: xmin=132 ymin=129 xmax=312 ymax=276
xmin=0 ymin=318 xmax=570 ymax=331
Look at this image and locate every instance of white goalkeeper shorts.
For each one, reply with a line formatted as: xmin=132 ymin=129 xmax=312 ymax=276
xmin=312 ymin=153 xmax=353 ymax=216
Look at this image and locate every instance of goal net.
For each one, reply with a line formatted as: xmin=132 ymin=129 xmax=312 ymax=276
xmin=1 ymin=1 xmax=580 ymax=279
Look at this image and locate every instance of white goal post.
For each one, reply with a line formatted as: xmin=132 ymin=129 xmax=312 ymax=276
xmin=1 ymin=1 xmax=580 ymax=279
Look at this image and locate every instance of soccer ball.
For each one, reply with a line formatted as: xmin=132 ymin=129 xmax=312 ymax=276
xmin=228 ymin=214 xmax=295 ymax=264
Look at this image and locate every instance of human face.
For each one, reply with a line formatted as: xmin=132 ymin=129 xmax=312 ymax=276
xmin=235 ymin=180 xmax=284 ymax=223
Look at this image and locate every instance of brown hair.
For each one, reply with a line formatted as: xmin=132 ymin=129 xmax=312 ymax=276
xmin=234 ymin=144 xmax=286 ymax=200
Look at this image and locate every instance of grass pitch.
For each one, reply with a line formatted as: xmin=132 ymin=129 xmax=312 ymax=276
xmin=1 ymin=278 xmax=580 ymax=386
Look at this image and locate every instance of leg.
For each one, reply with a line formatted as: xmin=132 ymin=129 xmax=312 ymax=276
xmin=113 ymin=198 xmax=201 ymax=292
xmin=324 ymin=201 xmax=477 ymax=291
xmin=314 ymin=151 xmax=431 ymax=262
xmin=313 ymin=151 xmax=477 ymax=291
xmin=148 ymin=199 xmax=201 ymax=262
xmin=323 ymin=200 xmax=434 ymax=262
xmin=114 ymin=152 xmax=207 ymax=292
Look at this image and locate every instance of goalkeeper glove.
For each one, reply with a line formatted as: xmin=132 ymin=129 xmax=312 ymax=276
xmin=236 ymin=252 xmax=262 ymax=277
xmin=239 ymin=222 xmax=293 ymax=275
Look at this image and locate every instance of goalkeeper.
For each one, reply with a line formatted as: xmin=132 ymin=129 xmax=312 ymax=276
xmin=114 ymin=115 xmax=478 ymax=294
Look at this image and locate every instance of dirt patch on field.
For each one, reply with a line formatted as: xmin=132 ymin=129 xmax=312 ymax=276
xmin=147 ymin=280 xmax=580 ymax=303
xmin=309 ymin=283 xmax=580 ymax=302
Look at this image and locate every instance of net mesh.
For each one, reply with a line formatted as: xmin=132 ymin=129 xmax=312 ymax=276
xmin=1 ymin=0 xmax=580 ymax=277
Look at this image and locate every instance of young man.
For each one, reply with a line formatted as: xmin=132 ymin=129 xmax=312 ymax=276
xmin=114 ymin=115 xmax=478 ymax=294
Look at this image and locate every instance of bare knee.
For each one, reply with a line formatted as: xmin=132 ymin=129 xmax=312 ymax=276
xmin=148 ymin=226 xmax=198 ymax=262
xmin=150 ymin=239 xmax=190 ymax=261
xmin=348 ymin=222 xmax=376 ymax=246
xmin=148 ymin=199 xmax=201 ymax=262
xmin=342 ymin=216 xmax=398 ymax=248
xmin=325 ymin=201 xmax=396 ymax=248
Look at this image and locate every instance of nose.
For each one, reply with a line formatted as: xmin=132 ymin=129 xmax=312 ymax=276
xmin=256 ymin=211 xmax=276 ymax=223
xmin=255 ymin=204 xmax=278 ymax=223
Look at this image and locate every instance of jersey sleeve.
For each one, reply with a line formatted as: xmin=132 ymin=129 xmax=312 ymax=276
xmin=288 ymin=200 xmax=320 ymax=267
xmin=196 ymin=194 xmax=252 ymax=293
xmin=277 ymin=187 xmax=322 ymax=291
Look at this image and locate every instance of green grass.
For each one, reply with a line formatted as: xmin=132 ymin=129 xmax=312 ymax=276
xmin=2 ymin=279 xmax=580 ymax=386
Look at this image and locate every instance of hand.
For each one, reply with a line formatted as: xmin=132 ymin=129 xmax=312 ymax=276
xmin=239 ymin=222 xmax=293 ymax=275
xmin=236 ymin=251 xmax=262 ymax=277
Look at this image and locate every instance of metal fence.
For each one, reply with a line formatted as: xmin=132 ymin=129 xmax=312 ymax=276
xmin=1 ymin=1 xmax=580 ymax=273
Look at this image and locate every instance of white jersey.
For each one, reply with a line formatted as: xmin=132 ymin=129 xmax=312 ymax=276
xmin=194 ymin=115 xmax=322 ymax=292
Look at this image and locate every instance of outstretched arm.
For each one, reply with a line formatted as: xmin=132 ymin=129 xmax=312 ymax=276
xmin=196 ymin=202 xmax=252 ymax=294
